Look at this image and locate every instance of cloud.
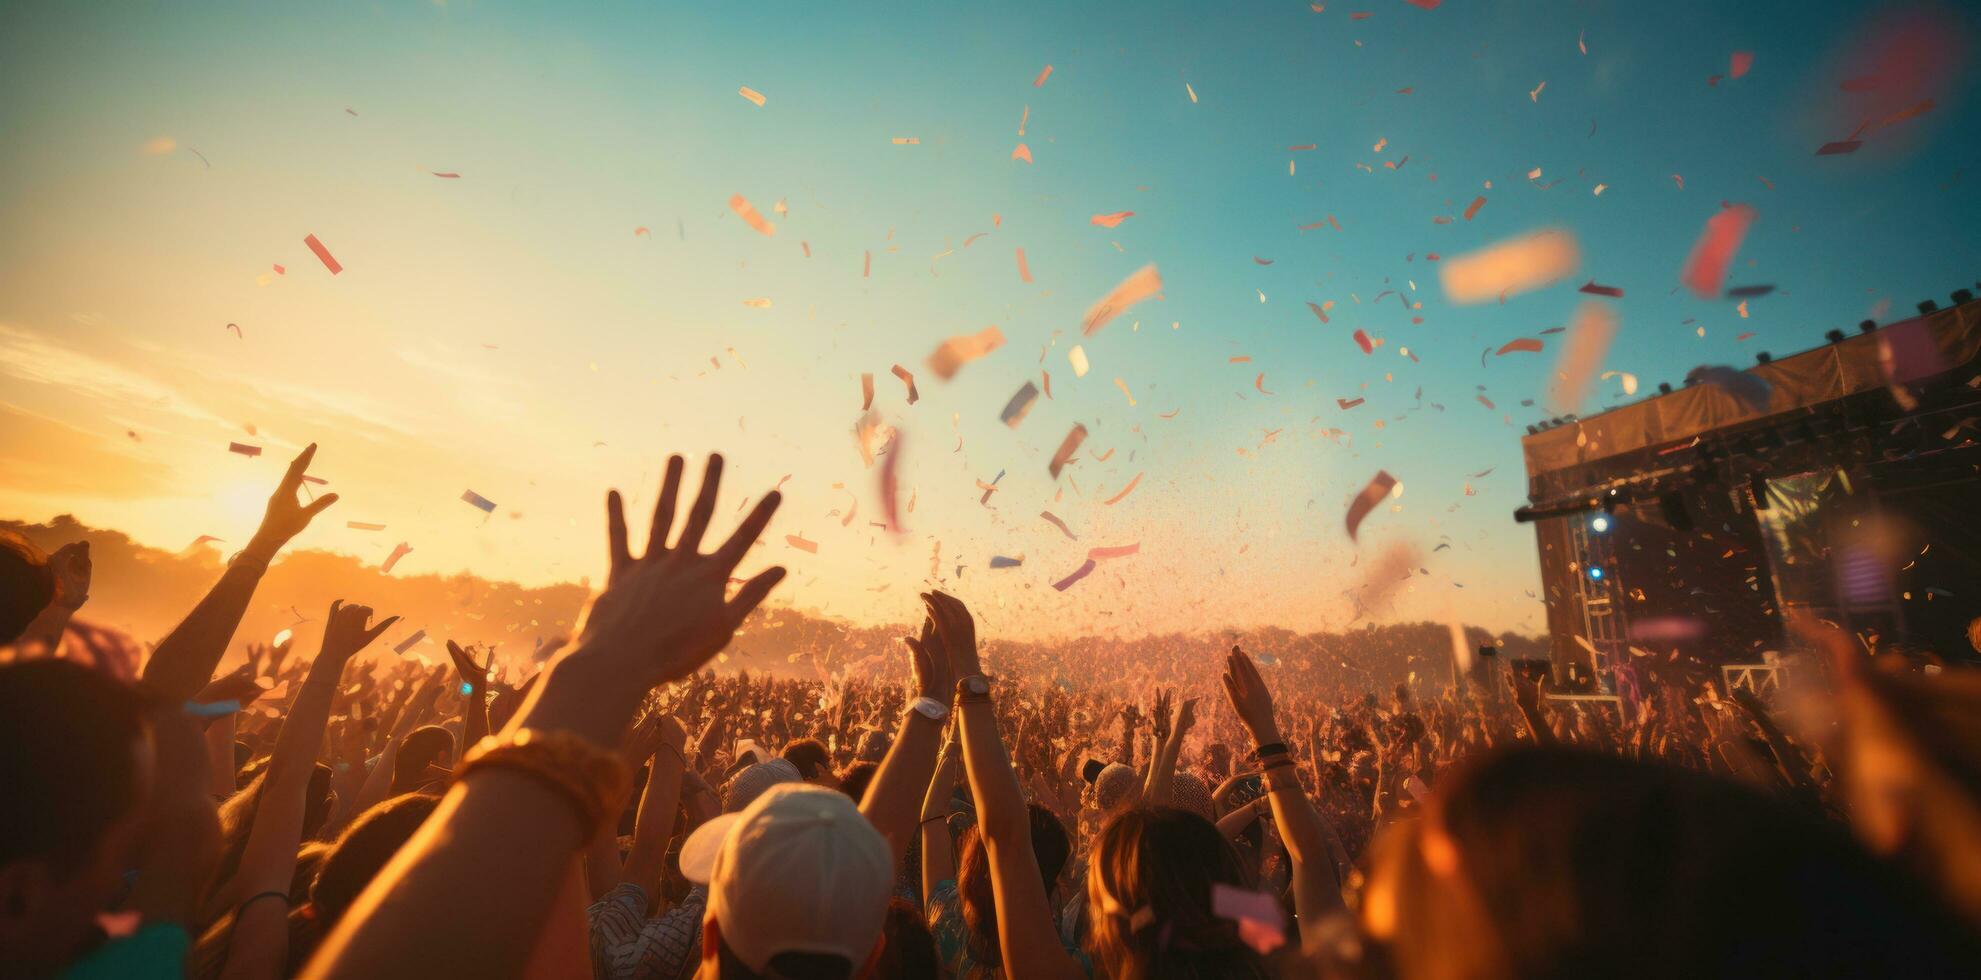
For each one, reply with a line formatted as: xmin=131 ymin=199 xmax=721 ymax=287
xmin=0 ymin=323 xmax=231 ymax=429
xmin=0 ymin=402 xmax=176 ymax=499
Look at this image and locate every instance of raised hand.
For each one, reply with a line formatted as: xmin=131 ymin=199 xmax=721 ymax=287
xmin=447 ymin=641 xmax=491 ymax=694
xmin=1151 ymin=689 xmax=1173 ymax=744
xmin=904 ymin=613 xmax=953 ymax=702
xmin=921 ymin=591 xmax=980 ymax=680
xmin=248 ymin=444 xmax=338 ymax=558
xmin=583 ymin=454 xmax=786 ymax=686
xmin=319 ymin=601 xmax=399 ymax=668
xmin=49 ymin=541 xmax=91 ymax=610
xmin=1175 ymin=697 xmax=1200 ymax=740
xmin=1222 ymin=646 xmax=1283 ymax=746
xmin=193 ymin=663 xmax=269 ymax=709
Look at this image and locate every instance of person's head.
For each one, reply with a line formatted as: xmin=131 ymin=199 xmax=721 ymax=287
xmin=391 ymin=725 xmax=454 ymax=795
xmin=284 ymin=793 xmax=441 ymax=972
xmin=0 ymin=531 xmax=54 ymax=645
xmin=869 ymin=899 xmax=938 ymax=980
xmin=1093 ymin=762 xmax=1139 ymax=813
xmin=957 ymin=804 xmax=1070 ymax=969
xmin=1087 ymin=806 xmax=1268 ymax=980
xmin=1360 ymin=745 xmax=1979 ymax=979
xmin=782 ymin=738 xmax=839 ymax=789
xmin=836 ymin=761 xmax=878 ymax=804
xmin=689 ymin=784 xmax=893 ymax=979
xmin=0 ymin=660 xmax=150 ymax=974
xmin=722 ymin=758 xmax=801 ymax=814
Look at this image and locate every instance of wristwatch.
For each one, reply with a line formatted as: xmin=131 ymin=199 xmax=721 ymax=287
xmin=955 ymin=675 xmax=992 ymax=704
xmin=909 ymin=697 xmax=950 ymax=723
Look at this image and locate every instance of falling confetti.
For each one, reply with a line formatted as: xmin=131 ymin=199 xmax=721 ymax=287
xmin=1345 ymin=470 xmax=1398 ymax=540
xmin=1439 ymin=229 xmax=1579 ymax=304
xmin=728 ymin=194 xmax=777 ymax=237
xmin=303 ymin=234 xmax=343 ymax=275
xmin=1048 ymin=424 xmax=1087 ymax=478
xmin=1679 ymin=204 xmax=1756 ymax=298
xmin=1081 ymin=265 xmax=1163 ymax=336
xmin=738 ymin=85 xmax=767 ymax=106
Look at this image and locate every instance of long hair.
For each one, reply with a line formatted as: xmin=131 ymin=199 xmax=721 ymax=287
xmin=957 ymin=803 xmax=1070 ymax=969
xmin=1367 ymin=746 xmax=1980 ymax=980
xmin=1086 ymin=806 xmax=1270 ymax=980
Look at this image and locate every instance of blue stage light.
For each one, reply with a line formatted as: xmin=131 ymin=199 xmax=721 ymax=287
xmin=1587 ymin=566 xmax=1605 ymax=581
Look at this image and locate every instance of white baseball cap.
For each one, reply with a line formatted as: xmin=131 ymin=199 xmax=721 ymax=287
xmin=682 ymin=783 xmax=892 ymax=974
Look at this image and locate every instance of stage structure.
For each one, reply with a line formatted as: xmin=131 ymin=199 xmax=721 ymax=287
xmin=1516 ymin=288 xmax=1981 ymax=696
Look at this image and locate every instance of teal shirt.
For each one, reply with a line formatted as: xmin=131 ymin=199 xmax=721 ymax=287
xmin=63 ymin=923 xmax=188 ymax=980
xmin=926 ymin=878 xmax=1091 ymax=980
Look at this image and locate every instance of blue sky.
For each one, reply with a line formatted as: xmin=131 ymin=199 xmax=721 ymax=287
xmin=1 ymin=0 xmax=1975 ymax=638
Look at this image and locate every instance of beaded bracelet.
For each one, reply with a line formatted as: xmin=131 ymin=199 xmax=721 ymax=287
xmin=457 ymin=729 xmax=631 ymax=834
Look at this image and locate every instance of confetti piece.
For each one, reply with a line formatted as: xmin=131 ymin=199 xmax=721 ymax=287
xmin=1229 ymin=355 xmax=1252 ymax=363
xmin=1403 ymin=0 xmax=1441 ymax=8
xmin=1015 ymin=247 xmax=1033 ymax=283
xmin=861 ymin=373 xmax=875 ymax=410
xmin=431 ymin=171 xmax=461 ymax=179
xmin=1462 ymin=196 xmax=1487 ymax=221
xmin=1009 ymin=141 xmax=1035 ymax=164
xmin=784 ymin=534 xmax=818 ymax=554
xmin=1579 ymin=29 xmax=1588 ymax=55
xmin=1000 ymin=382 xmax=1040 ymax=427
xmin=990 ymin=555 xmax=1025 ymax=569
xmin=1547 ymin=301 xmax=1619 ymax=414
xmin=1439 ymin=229 xmax=1579 ymax=304
xmin=1476 ymin=394 xmax=1496 ymax=410
xmin=1592 ymin=183 xmax=1606 ymax=196
xmin=1033 ymin=64 xmax=1053 ymax=87
xmin=1305 ymin=300 xmax=1332 ymax=324
xmin=1816 ymin=140 xmax=1863 ymax=156
xmin=1337 ymin=397 xmax=1364 ymax=409
xmin=1599 ymin=370 xmax=1640 ymax=395
xmin=228 ymin=442 xmax=262 ymax=457
xmin=878 ymin=431 xmax=904 ymax=532
xmin=1113 ymin=377 xmax=1136 ymax=406
xmin=1730 ymin=51 xmax=1753 ymax=79
xmin=1346 ymin=470 xmax=1397 ymax=540
xmin=890 ymin=364 xmax=920 ymax=404
xmin=1102 ymin=473 xmax=1143 ymax=505
xmin=1082 ymin=264 xmax=1163 ymax=335
xmin=1051 ymin=559 xmax=1097 ymax=592
xmin=741 ymin=297 xmax=773 ymax=308
xmin=864 ymin=250 xmax=872 ymax=277
xmin=1351 ymin=329 xmax=1374 ymax=355
xmin=461 ymin=490 xmax=498 ymax=514
xmin=728 ymin=194 xmax=777 ymax=237
xmin=1737 ymin=300 xmax=1750 ymax=319
xmin=634 ymin=226 xmax=650 ymax=237
xmin=1185 ymin=82 xmax=1198 ymax=103
xmin=1088 ymin=543 xmax=1140 ymax=561
xmin=1578 ymin=280 xmax=1625 ymax=298
xmin=392 ymin=630 xmax=427 ymax=656
xmin=1726 ymin=284 xmax=1774 ymax=299
xmin=928 ymin=325 xmax=1006 ymax=380
xmin=1213 ymin=884 xmax=1288 ymax=956
xmin=739 ymin=85 xmax=767 ymax=106
xmin=1018 ymin=105 xmax=1029 ymax=135
xmin=1530 ymin=81 xmax=1546 ymax=102
xmin=381 ymin=542 xmax=413 ymax=574
xmin=1048 ymin=424 xmax=1087 ymax=478
xmin=141 ymin=136 xmax=176 ymax=155
xmin=225 ymin=323 xmax=242 ymax=338
xmin=1680 ymin=204 xmax=1755 ymax=298
xmin=1040 ymin=511 xmax=1077 ymax=539
xmin=303 ymin=234 xmax=343 ymax=275
xmin=1069 ymin=345 xmax=1091 ymax=377
xmin=1255 ymin=373 xmax=1273 ymax=395
xmin=891 ymin=137 xmax=920 ymax=145
xmin=1495 ymin=337 xmax=1544 ymax=355
xmin=346 ymin=521 xmax=386 ymax=531
xmin=1090 ymin=211 xmax=1135 ymax=228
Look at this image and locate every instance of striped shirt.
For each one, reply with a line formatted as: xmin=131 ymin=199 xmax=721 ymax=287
xmin=586 ymin=882 xmax=706 ymax=980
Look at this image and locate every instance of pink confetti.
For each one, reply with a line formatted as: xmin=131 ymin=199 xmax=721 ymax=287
xmin=381 ymin=542 xmax=413 ymax=574
xmin=1730 ymin=51 xmax=1754 ymax=79
xmin=1090 ymin=211 xmax=1135 ymax=228
xmin=1081 ymin=264 xmax=1163 ymax=336
xmin=303 ymin=234 xmax=342 ymax=275
xmin=1680 ymin=204 xmax=1756 ymax=298
xmin=1051 ymin=559 xmax=1096 ymax=591
xmin=1495 ymin=337 xmax=1544 ymax=355
xmin=1351 ymin=329 xmax=1374 ymax=354
xmin=1033 ymin=64 xmax=1053 ymax=88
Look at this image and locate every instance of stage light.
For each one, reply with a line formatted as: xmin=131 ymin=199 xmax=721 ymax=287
xmin=1590 ymin=515 xmax=1611 ymax=533
xmin=1588 ymin=566 xmax=1605 ymax=581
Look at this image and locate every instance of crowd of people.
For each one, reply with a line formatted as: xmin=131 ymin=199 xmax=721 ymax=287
xmin=3 ymin=443 xmax=1979 ymax=979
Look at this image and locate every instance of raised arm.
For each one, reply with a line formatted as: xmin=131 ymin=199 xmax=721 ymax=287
xmin=934 ymin=591 xmax=1086 ymax=980
xmin=919 ymin=728 xmax=962 ymax=909
xmin=15 ymin=541 xmax=90 ymax=650
xmin=146 ymin=445 xmax=337 ymax=701
xmin=858 ymin=613 xmax=951 ymax=869
xmin=1224 ymin=646 xmax=1345 ymax=921
xmin=221 ymin=601 xmax=397 ymax=980
xmin=618 ymin=716 xmax=688 ymax=897
xmin=1143 ymin=694 xmax=1197 ymax=806
xmin=447 ymin=640 xmax=493 ymax=756
xmin=305 ymin=454 xmax=784 ymax=980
